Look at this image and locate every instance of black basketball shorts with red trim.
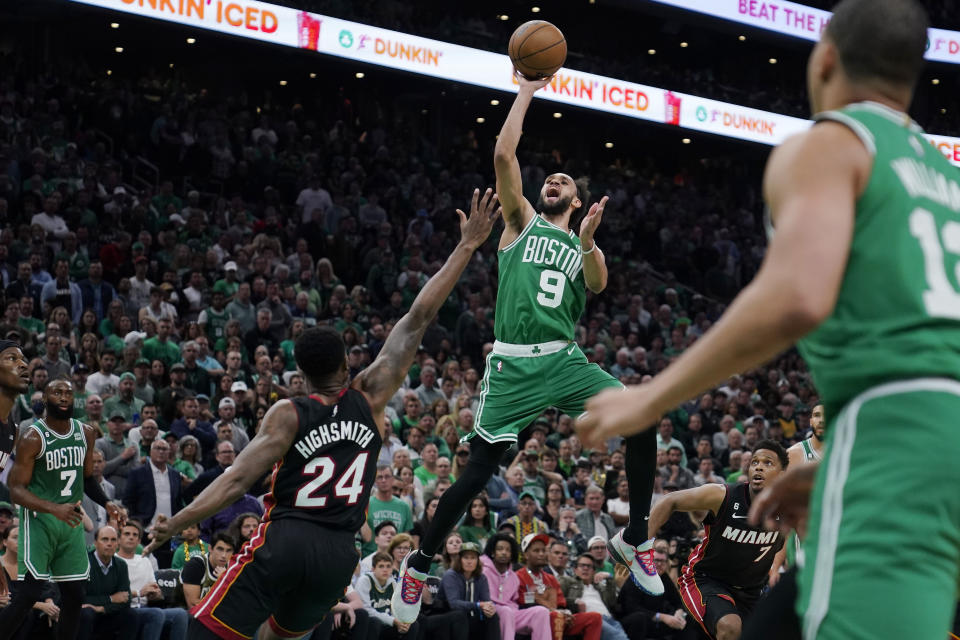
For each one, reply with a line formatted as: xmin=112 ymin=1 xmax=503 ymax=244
xmin=191 ymin=519 xmax=359 ymax=639
xmin=678 ymin=572 xmax=762 ymax=640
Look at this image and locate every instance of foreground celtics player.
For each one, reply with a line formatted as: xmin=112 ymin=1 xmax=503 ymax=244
xmin=393 ymin=72 xmax=662 ymax=624
xmin=0 ymin=379 xmax=123 ymax=640
xmin=581 ymin=1 xmax=959 ymax=638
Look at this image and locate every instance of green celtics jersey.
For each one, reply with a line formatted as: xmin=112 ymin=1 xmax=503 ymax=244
xmin=797 ymin=101 xmax=960 ymax=413
xmin=25 ymin=419 xmax=87 ymax=504
xmin=494 ymin=214 xmax=586 ymax=344
xmin=200 ymin=306 xmax=230 ymax=342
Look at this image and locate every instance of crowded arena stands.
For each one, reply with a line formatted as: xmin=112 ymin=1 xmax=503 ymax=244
xmin=0 ymin=0 xmax=959 ymax=639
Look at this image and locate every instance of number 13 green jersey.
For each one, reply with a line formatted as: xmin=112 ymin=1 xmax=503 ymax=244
xmin=495 ymin=215 xmax=586 ymax=344
xmin=797 ymin=102 xmax=960 ymax=414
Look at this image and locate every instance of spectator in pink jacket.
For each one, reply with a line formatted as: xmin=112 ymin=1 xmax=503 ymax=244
xmin=481 ymin=534 xmax=551 ymax=640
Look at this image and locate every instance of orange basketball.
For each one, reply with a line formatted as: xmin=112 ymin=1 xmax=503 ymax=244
xmin=508 ymin=20 xmax=567 ymax=80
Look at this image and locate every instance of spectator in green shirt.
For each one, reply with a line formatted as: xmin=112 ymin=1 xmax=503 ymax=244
xmin=102 ymin=373 xmax=145 ymax=424
xmin=364 ymin=465 xmax=414 ymax=556
xmin=141 ymin=318 xmax=180 ymax=368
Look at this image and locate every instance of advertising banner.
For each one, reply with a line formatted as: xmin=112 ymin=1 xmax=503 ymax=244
xmin=67 ymin=0 xmax=960 ymax=165
xmin=646 ymin=0 xmax=960 ymax=65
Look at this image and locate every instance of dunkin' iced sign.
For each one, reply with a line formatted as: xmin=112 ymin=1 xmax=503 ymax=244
xmin=298 ymin=12 xmax=321 ymax=51
xmin=665 ymin=91 xmax=682 ymax=125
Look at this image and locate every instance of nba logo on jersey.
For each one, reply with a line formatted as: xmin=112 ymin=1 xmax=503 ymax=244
xmin=497 ymin=361 xmax=503 ymax=372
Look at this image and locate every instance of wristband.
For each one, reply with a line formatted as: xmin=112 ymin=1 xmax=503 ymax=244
xmin=655 ymin=613 xmax=660 ymax=623
xmin=581 ymin=241 xmax=597 ymax=255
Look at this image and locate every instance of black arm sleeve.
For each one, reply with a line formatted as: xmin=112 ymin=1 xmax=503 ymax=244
xmin=84 ymin=477 xmax=110 ymax=507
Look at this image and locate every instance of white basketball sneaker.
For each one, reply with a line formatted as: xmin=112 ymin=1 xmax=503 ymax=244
xmin=607 ymin=529 xmax=664 ymax=595
xmin=391 ymin=550 xmax=429 ymax=624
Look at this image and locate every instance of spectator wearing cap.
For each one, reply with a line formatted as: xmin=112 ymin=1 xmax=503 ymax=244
xmin=103 ymin=372 xmax=145 ymax=423
xmin=40 ymin=332 xmax=70 ymax=380
xmin=575 ymin=486 xmax=616 ymax=543
xmin=169 ymin=394 xmax=216 ymax=453
xmin=516 ymin=533 xmax=603 ymax=640
xmin=132 ymin=358 xmax=155 ymax=404
xmin=560 ymin=554 xmax=630 ymax=640
xmin=40 ymin=258 xmax=83 ymax=324
xmin=585 ymin=537 xmax=616 ymax=576
xmin=213 ymin=261 xmax=239 ymax=299
xmin=96 ymin=411 xmax=140 ymax=496
xmin=480 ymin=534 xmax=551 ymax=640
xmin=0 ymin=501 xmax=14 ymax=532
xmin=78 ymin=260 xmax=115 ymax=320
xmin=212 ymin=399 xmax=249 ymax=453
xmin=502 ymin=492 xmax=549 ymax=560
xmin=440 ymin=540 xmax=499 ymax=640
xmin=141 ymin=318 xmax=180 ymax=369
xmin=128 ymin=256 xmax=155 ymax=309
xmin=86 ymin=349 xmax=121 ymax=398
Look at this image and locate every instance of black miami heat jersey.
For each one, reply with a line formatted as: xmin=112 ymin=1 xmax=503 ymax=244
xmin=264 ymin=389 xmax=382 ymax=532
xmin=0 ymin=417 xmax=15 ymax=470
xmin=682 ymin=483 xmax=784 ymax=589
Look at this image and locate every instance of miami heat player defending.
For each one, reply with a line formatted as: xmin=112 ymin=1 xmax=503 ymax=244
xmin=646 ymin=440 xmax=788 ymax=640
xmin=147 ymin=189 xmax=501 ymax=640
xmin=0 ymin=340 xmax=29 ymax=602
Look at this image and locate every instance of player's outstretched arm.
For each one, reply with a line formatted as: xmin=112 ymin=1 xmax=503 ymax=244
xmin=579 ymin=195 xmax=609 ymax=293
xmin=357 ymin=189 xmax=500 ymax=413
xmin=577 ymin=122 xmax=869 ymax=447
xmin=647 ymin=483 xmax=725 ymax=540
xmin=7 ymin=428 xmax=83 ymax=527
xmin=144 ymin=400 xmax=299 ymax=554
xmin=494 ymin=74 xmax=550 ymax=235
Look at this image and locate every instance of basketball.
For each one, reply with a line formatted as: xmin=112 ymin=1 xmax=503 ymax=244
xmin=508 ymin=20 xmax=567 ymax=80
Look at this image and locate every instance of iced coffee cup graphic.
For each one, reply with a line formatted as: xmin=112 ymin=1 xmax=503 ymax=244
xmin=298 ymin=12 xmax=321 ymax=51
xmin=665 ymin=91 xmax=682 ymax=126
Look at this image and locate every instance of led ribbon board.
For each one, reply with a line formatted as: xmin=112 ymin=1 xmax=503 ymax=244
xmin=645 ymin=0 xmax=960 ymax=65
xmin=68 ymin=0 xmax=960 ymax=165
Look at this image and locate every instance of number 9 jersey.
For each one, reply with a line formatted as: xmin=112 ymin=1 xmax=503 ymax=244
xmin=495 ymin=214 xmax=586 ymax=344
xmin=264 ymin=389 xmax=382 ymax=532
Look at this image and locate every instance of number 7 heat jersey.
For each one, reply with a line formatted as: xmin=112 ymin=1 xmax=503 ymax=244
xmin=265 ymin=389 xmax=382 ymax=533
xmin=495 ymin=214 xmax=586 ymax=344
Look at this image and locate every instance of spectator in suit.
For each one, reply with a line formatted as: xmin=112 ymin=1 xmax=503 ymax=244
xmin=575 ymin=486 xmax=617 ymax=542
xmin=124 ymin=439 xmax=183 ymax=568
xmin=77 ymin=526 xmax=138 ymax=640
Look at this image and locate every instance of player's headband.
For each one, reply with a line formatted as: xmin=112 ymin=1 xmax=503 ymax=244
xmin=0 ymin=339 xmax=22 ymax=354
